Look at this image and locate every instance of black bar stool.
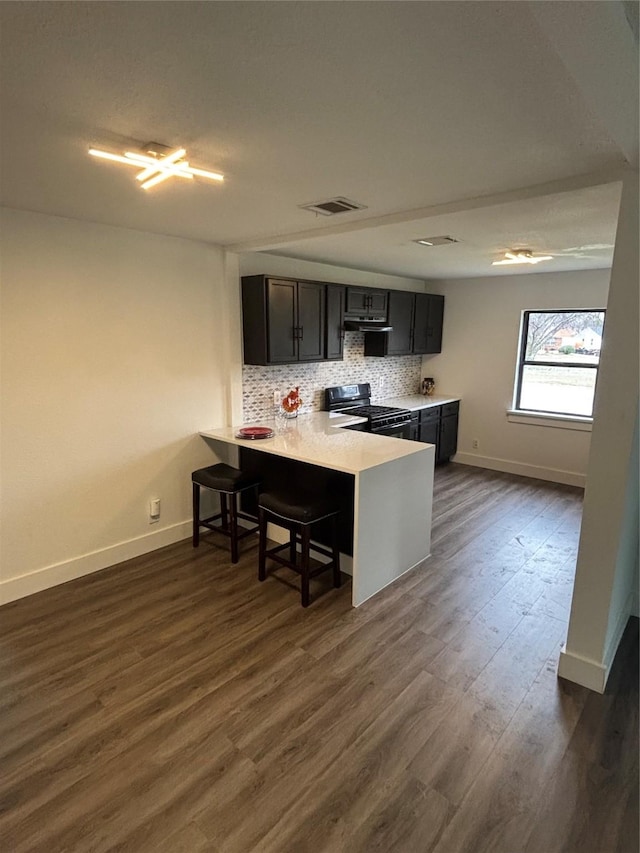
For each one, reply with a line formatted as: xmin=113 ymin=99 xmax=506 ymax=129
xmin=257 ymin=491 xmax=342 ymax=607
xmin=192 ymin=464 xmax=261 ymax=563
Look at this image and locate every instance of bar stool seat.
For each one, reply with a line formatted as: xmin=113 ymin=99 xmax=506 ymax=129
xmin=258 ymin=490 xmax=342 ymax=607
xmin=192 ymin=464 xmax=261 ymax=563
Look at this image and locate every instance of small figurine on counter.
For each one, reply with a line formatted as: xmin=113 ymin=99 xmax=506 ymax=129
xmin=281 ymin=386 xmax=303 ymax=417
xmin=421 ymin=377 xmax=435 ymax=396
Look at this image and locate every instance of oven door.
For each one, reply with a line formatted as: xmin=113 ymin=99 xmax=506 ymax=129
xmin=371 ymin=421 xmax=412 ymax=440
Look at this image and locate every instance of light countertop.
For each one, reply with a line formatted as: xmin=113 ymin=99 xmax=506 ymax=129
xmin=378 ymin=394 xmax=460 ymax=411
xmin=200 ymin=411 xmax=429 ymax=475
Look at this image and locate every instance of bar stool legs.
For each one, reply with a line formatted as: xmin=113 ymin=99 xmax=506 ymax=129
xmin=257 ymin=494 xmax=342 ymax=607
xmin=191 ymin=464 xmax=261 ymax=564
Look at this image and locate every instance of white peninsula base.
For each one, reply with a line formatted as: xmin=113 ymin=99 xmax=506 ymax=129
xmin=200 ymin=412 xmax=435 ymax=607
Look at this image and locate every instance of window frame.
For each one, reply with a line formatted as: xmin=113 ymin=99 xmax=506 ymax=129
xmin=514 ymin=308 xmax=606 ymax=419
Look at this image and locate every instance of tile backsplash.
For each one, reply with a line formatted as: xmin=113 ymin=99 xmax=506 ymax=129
xmin=242 ymin=332 xmax=422 ymax=422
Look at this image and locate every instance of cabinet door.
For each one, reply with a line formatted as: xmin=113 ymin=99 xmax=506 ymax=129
xmin=267 ymin=279 xmax=297 ymax=363
xmin=326 ymin=284 xmax=345 ymax=361
xmin=297 ymin=281 xmax=325 ymax=362
xmin=345 ymin=288 xmax=370 ymax=314
xmin=419 ymin=419 xmax=439 ymax=447
xmin=386 ymin=291 xmax=415 ymax=355
xmin=425 ymin=294 xmax=444 ymax=353
xmin=412 ymin=293 xmax=431 ymax=353
xmin=345 ymin=287 xmax=387 ymax=318
xmin=438 ymin=414 xmax=458 ymax=462
xmin=368 ymin=289 xmax=388 ymax=316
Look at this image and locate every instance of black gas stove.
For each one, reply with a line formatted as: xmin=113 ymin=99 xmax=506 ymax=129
xmin=324 ymin=383 xmax=413 ymax=438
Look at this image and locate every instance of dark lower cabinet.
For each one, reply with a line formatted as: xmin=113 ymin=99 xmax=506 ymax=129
xmin=438 ymin=413 xmax=458 ymax=463
xmin=416 ymin=401 xmax=459 ymax=464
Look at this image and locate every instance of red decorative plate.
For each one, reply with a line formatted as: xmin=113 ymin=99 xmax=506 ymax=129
xmin=236 ymin=426 xmax=274 ymax=439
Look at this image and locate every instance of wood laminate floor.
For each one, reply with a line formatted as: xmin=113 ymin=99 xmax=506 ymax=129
xmin=1 ymin=464 xmax=637 ymax=853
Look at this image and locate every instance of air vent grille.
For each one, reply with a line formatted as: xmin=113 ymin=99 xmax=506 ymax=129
xmin=413 ymin=235 xmax=459 ymax=247
xmin=299 ymin=197 xmax=367 ymax=216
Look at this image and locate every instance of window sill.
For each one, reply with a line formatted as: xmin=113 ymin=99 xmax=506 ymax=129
xmin=506 ymin=410 xmax=593 ymax=431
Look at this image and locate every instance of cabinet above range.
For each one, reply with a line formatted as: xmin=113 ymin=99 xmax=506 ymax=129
xmin=363 ymin=291 xmax=444 ymax=357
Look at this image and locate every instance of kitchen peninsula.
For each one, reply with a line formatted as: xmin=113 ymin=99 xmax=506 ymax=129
xmin=200 ymin=412 xmax=434 ymax=606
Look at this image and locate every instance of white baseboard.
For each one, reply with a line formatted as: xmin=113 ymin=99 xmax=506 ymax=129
xmin=0 ymin=520 xmax=192 ymax=605
xmin=558 ymin=646 xmax=607 ymax=692
xmin=558 ymin=592 xmax=635 ymax=693
xmin=452 ymin=452 xmax=586 ymax=487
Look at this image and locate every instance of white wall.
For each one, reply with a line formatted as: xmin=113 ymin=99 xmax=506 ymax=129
xmin=559 ymin=172 xmax=639 ymax=692
xmin=0 ymin=208 xmax=231 ymax=602
xmin=421 ymin=268 xmax=611 ymax=485
xmin=239 ymin=252 xmax=425 ymax=292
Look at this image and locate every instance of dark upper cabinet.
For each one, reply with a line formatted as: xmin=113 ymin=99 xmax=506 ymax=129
xmin=345 ymin=287 xmax=388 ymax=320
xmin=386 ymin=291 xmax=415 ymax=355
xmin=364 ymin=290 xmax=444 ymax=357
xmin=412 ymin=293 xmax=444 ymax=354
xmin=412 ymin=293 xmax=430 ymax=353
xmin=297 ymin=281 xmax=325 ymax=361
xmin=241 ymin=275 xmax=326 ymax=365
xmin=425 ymin=294 xmax=444 ymax=354
xmin=266 ymin=278 xmax=297 ymax=363
xmin=326 ymin=284 xmax=345 ymax=361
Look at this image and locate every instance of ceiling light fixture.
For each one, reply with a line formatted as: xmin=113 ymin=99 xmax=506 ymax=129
xmin=492 ymin=249 xmax=553 ymax=266
xmin=88 ymin=144 xmax=224 ymax=190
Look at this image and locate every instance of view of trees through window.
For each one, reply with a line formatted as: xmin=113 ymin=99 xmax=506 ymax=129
xmin=516 ymin=309 xmax=606 ymax=417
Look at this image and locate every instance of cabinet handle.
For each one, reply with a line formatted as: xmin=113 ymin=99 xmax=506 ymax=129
xmin=299 ymin=325 xmax=304 ymax=340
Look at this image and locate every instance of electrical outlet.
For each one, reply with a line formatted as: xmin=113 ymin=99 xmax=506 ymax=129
xmin=149 ymin=498 xmax=161 ymax=522
xmin=472 ymin=439 xmax=479 ymax=450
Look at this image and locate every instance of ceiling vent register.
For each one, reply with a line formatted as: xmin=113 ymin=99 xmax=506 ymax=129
xmin=299 ymin=197 xmax=367 ymax=216
xmin=413 ymin=236 xmax=459 ymax=246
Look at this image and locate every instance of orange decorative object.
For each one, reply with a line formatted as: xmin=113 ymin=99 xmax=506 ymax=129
xmin=282 ymin=386 xmax=302 ymax=413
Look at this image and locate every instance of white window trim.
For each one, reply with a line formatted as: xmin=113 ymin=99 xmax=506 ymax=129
xmin=506 ymin=409 xmax=593 ymax=431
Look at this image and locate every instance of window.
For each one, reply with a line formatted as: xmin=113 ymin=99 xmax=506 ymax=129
xmin=514 ymin=309 xmax=606 ymax=418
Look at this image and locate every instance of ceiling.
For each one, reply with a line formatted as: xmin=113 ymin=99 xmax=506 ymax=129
xmin=1 ymin=2 xmax=637 ymax=279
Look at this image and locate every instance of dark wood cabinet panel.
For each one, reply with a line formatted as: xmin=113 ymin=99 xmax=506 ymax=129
xmin=242 ymin=275 xmax=328 ymax=365
xmin=419 ymin=419 xmax=439 ymax=446
xmin=364 ymin=290 xmax=414 ymax=357
xmin=345 ymin=287 xmax=388 ymax=319
xmin=415 ymin=402 xmax=459 ymax=464
xmin=438 ymin=413 xmax=459 ymax=462
xmin=414 ymin=293 xmax=444 ymax=354
xmin=368 ymin=289 xmax=388 ymax=315
xmin=412 ymin=293 xmax=431 ymax=353
xmin=425 ymin=294 xmax=444 ymax=354
xmin=326 ymin=284 xmax=345 ymax=361
xmin=297 ymin=281 xmax=325 ymax=362
xmin=364 ymin=289 xmax=444 ymax=357
xmin=386 ymin=290 xmax=415 ymax=355
xmin=266 ymin=279 xmax=297 ymax=363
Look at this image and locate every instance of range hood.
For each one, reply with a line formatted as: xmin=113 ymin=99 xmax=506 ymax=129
xmin=344 ymin=320 xmax=393 ymax=332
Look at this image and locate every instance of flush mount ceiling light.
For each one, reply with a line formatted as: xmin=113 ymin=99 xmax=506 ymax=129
xmin=88 ymin=143 xmax=224 ymax=190
xmin=492 ymin=249 xmax=553 ymax=266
